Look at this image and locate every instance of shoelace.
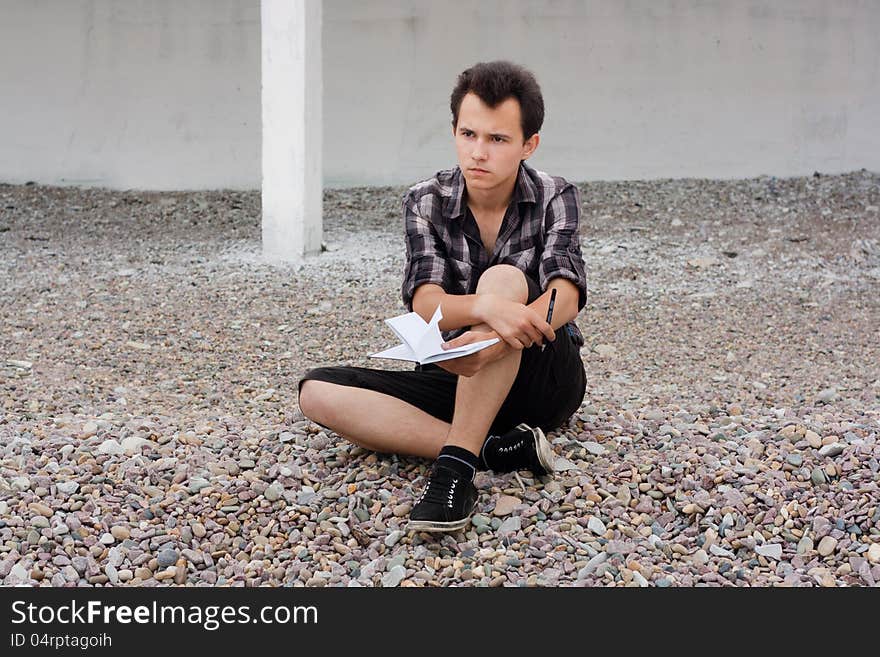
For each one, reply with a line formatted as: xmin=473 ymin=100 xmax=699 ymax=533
xmin=498 ymin=439 xmax=527 ymax=455
xmin=418 ymin=467 xmax=460 ymax=509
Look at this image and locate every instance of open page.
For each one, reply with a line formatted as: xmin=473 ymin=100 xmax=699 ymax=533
xmin=419 ymin=336 xmax=501 ymax=364
xmin=370 ymin=304 xmax=499 ymax=365
xmin=414 ymin=305 xmax=445 ymax=361
xmin=384 ymin=311 xmax=429 ymax=351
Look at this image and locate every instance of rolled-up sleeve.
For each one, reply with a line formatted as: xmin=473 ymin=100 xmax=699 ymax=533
xmin=538 ymin=184 xmax=588 ymax=310
xmin=401 ymin=195 xmax=449 ymax=310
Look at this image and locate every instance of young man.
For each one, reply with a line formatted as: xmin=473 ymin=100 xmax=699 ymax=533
xmin=298 ymin=61 xmax=587 ymax=532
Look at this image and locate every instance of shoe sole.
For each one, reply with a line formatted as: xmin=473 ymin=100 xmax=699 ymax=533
xmin=407 ymin=517 xmax=471 ymax=533
xmin=517 ymin=423 xmax=556 ymax=475
xmin=408 ymin=499 xmax=476 ymax=533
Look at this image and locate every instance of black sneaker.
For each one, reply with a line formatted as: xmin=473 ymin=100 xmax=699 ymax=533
xmin=408 ymin=462 xmax=477 ymax=533
xmin=483 ymin=423 xmax=556 ymax=476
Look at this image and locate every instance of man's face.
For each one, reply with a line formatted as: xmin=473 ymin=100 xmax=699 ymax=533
xmin=453 ymin=92 xmax=539 ymax=195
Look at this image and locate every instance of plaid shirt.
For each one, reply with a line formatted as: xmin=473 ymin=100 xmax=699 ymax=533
xmin=402 ymin=162 xmax=586 ymax=345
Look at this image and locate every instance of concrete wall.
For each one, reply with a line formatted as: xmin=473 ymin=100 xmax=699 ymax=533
xmin=1 ymin=1 xmax=878 ymax=189
xmin=0 ymin=0 xmax=260 ymax=190
xmin=325 ymin=0 xmax=880 ymax=186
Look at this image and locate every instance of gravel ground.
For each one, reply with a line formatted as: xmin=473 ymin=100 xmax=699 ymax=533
xmin=1 ymin=170 xmax=879 ymax=587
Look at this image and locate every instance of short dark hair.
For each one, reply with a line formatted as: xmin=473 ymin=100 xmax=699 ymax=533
xmin=450 ymin=61 xmax=545 ymax=141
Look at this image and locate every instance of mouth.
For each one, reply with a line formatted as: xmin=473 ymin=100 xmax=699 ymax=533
xmin=469 ymin=168 xmax=490 ymax=175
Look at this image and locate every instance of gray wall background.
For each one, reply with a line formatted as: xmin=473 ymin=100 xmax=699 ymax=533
xmin=1 ymin=0 xmax=878 ymax=190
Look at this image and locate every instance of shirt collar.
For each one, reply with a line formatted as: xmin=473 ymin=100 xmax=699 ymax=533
xmin=444 ymin=162 xmax=538 ymax=219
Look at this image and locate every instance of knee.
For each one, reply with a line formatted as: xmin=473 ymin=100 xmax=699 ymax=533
xmin=475 ymin=264 xmax=528 ymax=302
xmin=298 ymin=379 xmax=333 ymax=424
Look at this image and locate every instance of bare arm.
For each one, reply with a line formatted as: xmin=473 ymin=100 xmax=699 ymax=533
xmin=414 ymin=277 xmax=579 ymax=332
xmin=414 ymin=281 xmax=555 ymax=350
xmin=411 ymin=283 xmax=483 ymax=332
xmin=436 ymin=277 xmax=581 ymax=377
xmin=525 ymin=277 xmax=580 ymax=331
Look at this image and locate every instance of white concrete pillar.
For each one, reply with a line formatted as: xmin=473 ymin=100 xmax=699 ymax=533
xmin=261 ymin=0 xmax=322 ymax=262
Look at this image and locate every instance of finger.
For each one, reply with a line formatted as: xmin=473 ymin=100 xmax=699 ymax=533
xmin=502 ymin=335 xmax=526 ymax=350
xmin=527 ymin=310 xmax=556 ymax=342
xmin=524 ymin=325 xmax=545 ymax=347
xmin=442 ymin=331 xmax=472 ymax=350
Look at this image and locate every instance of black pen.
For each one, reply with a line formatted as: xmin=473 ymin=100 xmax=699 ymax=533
xmin=541 ymin=288 xmax=556 ymax=352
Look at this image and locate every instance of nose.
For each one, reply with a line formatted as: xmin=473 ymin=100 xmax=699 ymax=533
xmin=471 ymin=139 xmax=487 ymax=161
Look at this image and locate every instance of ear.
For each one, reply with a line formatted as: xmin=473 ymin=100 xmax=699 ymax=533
xmin=521 ymin=133 xmax=540 ymax=160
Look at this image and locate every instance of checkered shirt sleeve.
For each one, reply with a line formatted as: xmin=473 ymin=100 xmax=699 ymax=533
xmin=401 ymin=194 xmax=449 ymax=310
xmin=538 ymin=184 xmax=588 ymax=310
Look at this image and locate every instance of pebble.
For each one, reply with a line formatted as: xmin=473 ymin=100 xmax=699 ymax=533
xmin=157 ymin=549 xmax=180 ymax=568
xmin=710 ymin=545 xmax=734 ymax=558
xmin=578 ymin=553 xmax=607 ymax=578
xmin=818 ymin=443 xmax=845 ymax=457
xmin=815 ymin=388 xmax=838 ymax=403
xmin=11 ymin=476 xmax=31 ymax=491
xmin=817 ymin=536 xmax=838 ymax=557
xmin=472 ymin=514 xmax=491 ymax=529
xmin=492 ymin=495 xmax=520 ymax=517
xmin=98 ymin=439 xmax=125 ymax=456
xmin=28 ymin=502 xmax=53 ymax=517
xmin=384 ymin=530 xmax=403 ymax=548
xmin=582 ymin=441 xmax=606 ymax=456
xmin=121 ymin=436 xmax=150 ymax=455
xmin=587 ymin=516 xmax=606 ymax=535
xmin=755 ymin=543 xmax=783 ymax=560
xmin=297 ymin=487 xmax=317 ymax=505
xmin=107 ymin=547 xmax=123 ymax=568
xmin=264 ymin=483 xmax=283 ymax=502
xmin=382 ymin=565 xmax=406 ymax=588
xmin=498 ymin=517 xmax=522 ymax=535
xmin=110 ymin=526 xmax=130 ymax=541
xmin=8 ymin=563 xmax=31 ymax=584
xmin=805 ymin=430 xmax=822 ymax=448
xmin=56 ymin=481 xmax=79 ymax=495
xmin=632 ymin=571 xmax=649 ymax=587
xmin=594 ymin=344 xmax=617 ymax=358
xmin=797 ymin=536 xmax=814 ymax=555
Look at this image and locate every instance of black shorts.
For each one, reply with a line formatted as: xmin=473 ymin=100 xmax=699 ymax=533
xmin=298 ymin=276 xmax=587 ymax=435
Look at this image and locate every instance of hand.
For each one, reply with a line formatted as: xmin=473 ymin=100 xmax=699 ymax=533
xmin=476 ymin=294 xmax=556 ymax=350
xmin=436 ymin=330 xmax=509 ymax=377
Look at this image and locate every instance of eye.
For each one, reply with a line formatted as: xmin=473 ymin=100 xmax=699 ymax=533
xmin=492 ymin=136 xmax=505 ymax=143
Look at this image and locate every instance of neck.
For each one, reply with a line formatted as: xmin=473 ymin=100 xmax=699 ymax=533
xmin=465 ymin=169 xmax=518 ymax=214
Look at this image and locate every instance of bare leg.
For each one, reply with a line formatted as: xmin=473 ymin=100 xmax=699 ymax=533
xmin=298 ymin=380 xmax=451 ymax=458
xmin=444 ymin=265 xmax=527 ymax=456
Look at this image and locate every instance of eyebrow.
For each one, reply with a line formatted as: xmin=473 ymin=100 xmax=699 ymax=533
xmin=459 ymin=126 xmax=511 ymax=139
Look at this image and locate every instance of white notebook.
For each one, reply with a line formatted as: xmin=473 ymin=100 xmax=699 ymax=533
xmin=370 ymin=305 xmax=499 ymax=365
